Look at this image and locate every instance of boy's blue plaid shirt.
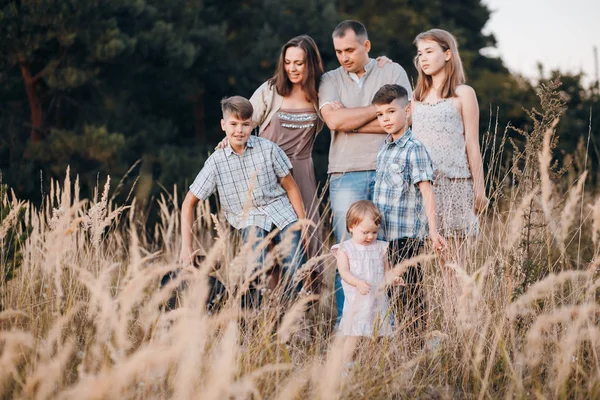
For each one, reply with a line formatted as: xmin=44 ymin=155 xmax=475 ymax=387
xmin=373 ymin=128 xmax=434 ymax=240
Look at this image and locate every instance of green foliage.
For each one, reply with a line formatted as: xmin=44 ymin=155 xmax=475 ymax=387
xmin=28 ymin=125 xmax=125 ymax=176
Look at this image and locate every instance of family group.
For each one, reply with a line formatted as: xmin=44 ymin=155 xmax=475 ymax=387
xmin=178 ymin=20 xmax=488 ymax=354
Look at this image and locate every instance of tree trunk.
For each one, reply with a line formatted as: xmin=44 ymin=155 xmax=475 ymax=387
xmin=18 ymin=61 xmax=43 ymax=143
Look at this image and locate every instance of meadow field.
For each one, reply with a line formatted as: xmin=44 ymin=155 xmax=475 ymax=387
xmin=1 ymin=82 xmax=600 ymax=399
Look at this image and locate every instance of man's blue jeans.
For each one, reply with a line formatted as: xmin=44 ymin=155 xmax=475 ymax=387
xmin=329 ymin=171 xmax=376 ymax=326
xmin=239 ymin=223 xmax=305 ymax=307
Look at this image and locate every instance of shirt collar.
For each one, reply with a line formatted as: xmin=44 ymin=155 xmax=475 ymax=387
xmin=224 ymin=135 xmax=255 ymax=156
xmin=384 ymin=128 xmax=412 ymax=148
xmin=347 ymin=58 xmax=374 ymax=81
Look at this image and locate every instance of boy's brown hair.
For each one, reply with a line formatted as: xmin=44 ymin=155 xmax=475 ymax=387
xmin=371 ymin=84 xmax=409 ymax=106
xmin=220 ymin=96 xmax=254 ymax=120
xmin=346 ymin=200 xmax=382 ymax=232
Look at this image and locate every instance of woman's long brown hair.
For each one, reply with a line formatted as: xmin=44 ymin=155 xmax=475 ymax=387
xmin=268 ymin=35 xmax=324 ymax=105
xmin=412 ymin=29 xmax=466 ymax=102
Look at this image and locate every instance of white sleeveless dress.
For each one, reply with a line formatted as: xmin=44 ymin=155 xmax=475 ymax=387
xmin=412 ymin=98 xmax=479 ymax=237
xmin=331 ymin=240 xmax=392 ymax=337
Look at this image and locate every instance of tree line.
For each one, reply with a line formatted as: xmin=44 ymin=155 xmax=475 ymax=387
xmin=0 ymin=0 xmax=598 ymax=205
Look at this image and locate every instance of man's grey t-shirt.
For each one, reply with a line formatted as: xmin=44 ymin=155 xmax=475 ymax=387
xmin=318 ymin=60 xmax=412 ymax=174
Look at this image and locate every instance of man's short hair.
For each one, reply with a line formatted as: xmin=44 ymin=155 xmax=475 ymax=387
xmin=332 ymin=20 xmax=368 ymax=43
xmin=220 ymin=96 xmax=253 ymax=120
xmin=372 ymin=84 xmax=409 ymax=106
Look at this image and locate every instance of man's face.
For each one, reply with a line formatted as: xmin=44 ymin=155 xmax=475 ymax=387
xmin=221 ymin=112 xmax=253 ymax=153
xmin=333 ymin=30 xmax=371 ymax=74
xmin=374 ymin=99 xmax=410 ymax=137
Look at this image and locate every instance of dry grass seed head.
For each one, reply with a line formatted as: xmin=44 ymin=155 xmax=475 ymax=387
xmin=508 ymin=270 xmax=592 ymax=319
xmin=559 ymin=170 xmax=588 ymax=243
xmin=199 ymin=321 xmax=240 ymax=400
xmin=316 ymin=335 xmax=346 ymax=399
xmin=277 ymin=294 xmax=320 ymax=343
xmin=588 ymin=194 xmax=600 ymax=247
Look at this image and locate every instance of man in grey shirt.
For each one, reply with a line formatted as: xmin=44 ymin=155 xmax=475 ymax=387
xmin=319 ymin=20 xmax=412 ymax=326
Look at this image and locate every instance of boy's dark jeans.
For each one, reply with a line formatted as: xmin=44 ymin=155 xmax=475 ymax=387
xmin=239 ymin=224 xmax=305 ymax=308
xmin=387 ymin=237 xmax=426 ymax=334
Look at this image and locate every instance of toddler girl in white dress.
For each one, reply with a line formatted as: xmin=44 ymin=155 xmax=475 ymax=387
xmin=331 ymin=200 xmax=402 ymax=366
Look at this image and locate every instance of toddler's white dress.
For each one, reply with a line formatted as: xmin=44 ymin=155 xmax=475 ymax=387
xmin=331 ymin=240 xmax=392 ymax=337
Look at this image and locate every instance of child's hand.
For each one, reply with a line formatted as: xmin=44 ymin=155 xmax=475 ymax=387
xmin=356 ymin=280 xmax=371 ymax=295
xmin=300 ymin=225 xmax=311 ymax=254
xmin=393 ymin=276 xmax=405 ymax=286
xmin=429 ymin=229 xmax=447 ymax=251
xmin=179 ymin=248 xmax=194 ymax=266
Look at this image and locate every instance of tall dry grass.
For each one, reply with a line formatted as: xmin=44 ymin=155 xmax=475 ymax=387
xmin=1 ymin=81 xmax=600 ymax=399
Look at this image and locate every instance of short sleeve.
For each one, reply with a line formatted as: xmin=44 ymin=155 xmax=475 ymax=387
xmin=331 ymin=241 xmax=349 ymax=257
xmin=318 ymin=73 xmax=340 ymax=111
xmin=271 ymin=143 xmax=293 ymax=178
xmin=408 ymin=145 xmax=434 ymax=186
xmin=331 ymin=243 xmax=341 ymax=257
xmin=393 ymin=64 xmax=413 ymax=100
xmin=189 ymin=156 xmax=217 ymax=201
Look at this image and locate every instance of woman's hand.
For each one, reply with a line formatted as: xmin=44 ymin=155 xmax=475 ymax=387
xmin=215 ymin=137 xmax=228 ymax=150
xmin=376 ymin=55 xmax=393 ymax=67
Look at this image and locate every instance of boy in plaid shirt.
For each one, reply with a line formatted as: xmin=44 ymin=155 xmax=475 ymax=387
xmin=372 ymin=84 xmax=446 ymax=334
xmin=180 ymin=96 xmax=306 ymax=306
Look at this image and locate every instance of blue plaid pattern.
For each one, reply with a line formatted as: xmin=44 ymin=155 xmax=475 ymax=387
xmin=374 ymin=128 xmax=434 ymax=240
xmin=189 ymin=136 xmax=298 ymax=231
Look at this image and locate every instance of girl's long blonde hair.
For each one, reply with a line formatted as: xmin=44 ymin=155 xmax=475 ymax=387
xmin=412 ymin=29 xmax=465 ymax=102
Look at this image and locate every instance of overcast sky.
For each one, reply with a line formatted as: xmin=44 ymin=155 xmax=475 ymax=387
xmin=482 ymin=0 xmax=600 ymax=86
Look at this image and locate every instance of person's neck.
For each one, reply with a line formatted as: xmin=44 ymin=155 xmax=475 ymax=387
xmin=292 ymin=82 xmax=302 ymax=93
xmin=390 ymin=126 xmax=408 ymax=142
xmin=231 ymin=143 xmax=246 ymax=154
xmin=430 ymin=72 xmax=446 ymax=94
xmin=353 ymin=58 xmax=370 ymax=78
xmin=290 ymin=83 xmax=304 ymax=95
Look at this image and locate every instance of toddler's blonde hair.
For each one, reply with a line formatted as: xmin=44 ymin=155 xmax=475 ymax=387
xmin=346 ymin=200 xmax=382 ymax=232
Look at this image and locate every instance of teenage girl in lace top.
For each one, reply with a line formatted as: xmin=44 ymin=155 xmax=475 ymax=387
xmin=411 ymin=29 xmax=488 ymax=254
